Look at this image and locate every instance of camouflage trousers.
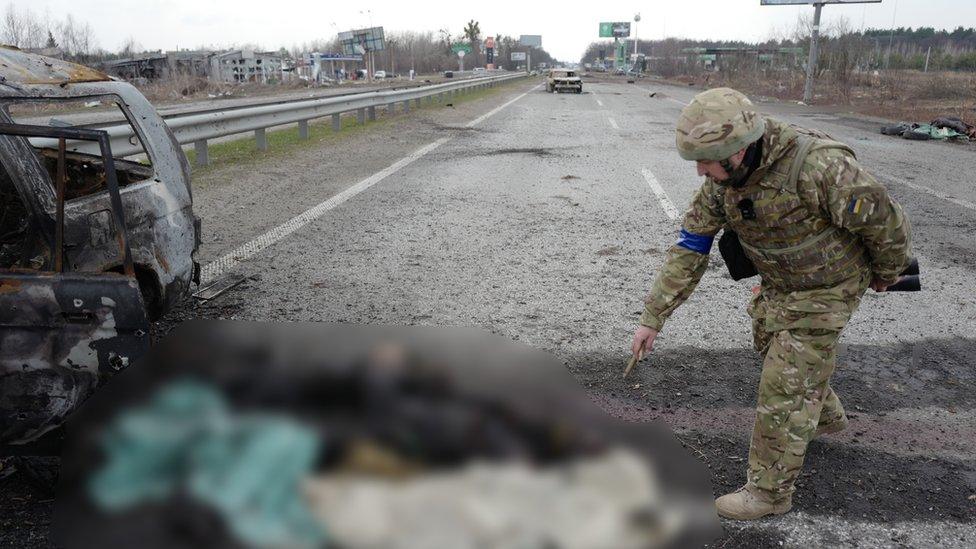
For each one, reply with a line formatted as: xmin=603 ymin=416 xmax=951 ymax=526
xmin=745 ymin=272 xmax=870 ymax=500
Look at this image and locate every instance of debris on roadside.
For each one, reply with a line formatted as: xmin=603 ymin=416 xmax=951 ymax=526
xmin=53 ymin=322 xmax=723 ymax=549
xmin=880 ymin=116 xmax=975 ymax=141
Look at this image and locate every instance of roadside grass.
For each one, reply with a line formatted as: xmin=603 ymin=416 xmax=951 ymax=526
xmin=185 ymin=79 xmax=523 ymax=182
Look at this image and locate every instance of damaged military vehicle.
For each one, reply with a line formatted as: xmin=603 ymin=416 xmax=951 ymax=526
xmin=0 ymin=47 xmax=200 ymax=447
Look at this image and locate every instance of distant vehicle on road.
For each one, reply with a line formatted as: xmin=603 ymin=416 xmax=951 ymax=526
xmin=547 ymin=68 xmax=582 ymax=94
xmin=472 ymin=67 xmax=486 ymax=74
xmin=443 ymin=70 xmax=454 ymax=78
xmin=374 ymin=70 xmax=386 ymax=79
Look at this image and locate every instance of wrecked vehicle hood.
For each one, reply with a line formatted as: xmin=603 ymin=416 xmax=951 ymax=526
xmin=0 ymin=46 xmax=111 ymax=89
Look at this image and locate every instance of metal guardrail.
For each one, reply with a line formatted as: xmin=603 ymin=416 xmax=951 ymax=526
xmin=38 ymin=73 xmax=527 ymax=166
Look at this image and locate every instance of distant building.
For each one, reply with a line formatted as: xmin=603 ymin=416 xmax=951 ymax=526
xmin=301 ymin=52 xmax=364 ymax=83
xmin=101 ymin=50 xmax=214 ymax=81
xmin=165 ymin=50 xmax=213 ymax=78
xmin=210 ymin=50 xmax=283 ymax=83
xmin=101 ymin=52 xmax=169 ymax=80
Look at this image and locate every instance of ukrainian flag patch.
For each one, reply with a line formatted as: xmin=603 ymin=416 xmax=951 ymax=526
xmin=848 ymin=198 xmax=863 ymax=214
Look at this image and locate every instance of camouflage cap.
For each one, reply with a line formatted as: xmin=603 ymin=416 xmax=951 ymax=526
xmin=676 ymin=87 xmax=765 ymax=161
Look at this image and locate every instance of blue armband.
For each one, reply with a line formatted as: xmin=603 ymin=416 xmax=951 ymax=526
xmin=675 ymin=229 xmax=714 ymax=255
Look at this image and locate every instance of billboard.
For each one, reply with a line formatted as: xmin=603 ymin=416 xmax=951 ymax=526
xmin=338 ymin=27 xmax=385 ymax=56
xmin=511 ymin=52 xmax=527 ymax=61
xmin=599 ymin=22 xmax=631 ymax=38
xmin=761 ymin=0 xmax=881 ymax=4
xmin=519 ymin=35 xmax=542 ymax=47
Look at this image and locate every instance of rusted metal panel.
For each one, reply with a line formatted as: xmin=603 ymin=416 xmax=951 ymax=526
xmin=0 ymin=46 xmax=110 ymax=86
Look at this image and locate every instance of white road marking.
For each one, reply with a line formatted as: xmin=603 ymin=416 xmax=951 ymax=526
xmin=888 ymin=175 xmax=976 ymax=213
xmin=201 ymin=84 xmax=541 ymax=285
xmin=641 ymin=168 xmax=681 ymax=220
xmin=608 ymin=117 xmax=619 ymax=130
xmin=667 ymin=97 xmax=687 ymax=107
xmin=596 ymin=98 xmax=604 ymax=107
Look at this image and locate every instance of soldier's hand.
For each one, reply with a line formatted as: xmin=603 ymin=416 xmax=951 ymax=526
xmin=632 ymin=325 xmax=659 ymax=357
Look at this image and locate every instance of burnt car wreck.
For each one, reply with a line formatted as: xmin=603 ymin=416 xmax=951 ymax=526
xmin=0 ymin=47 xmax=200 ymax=447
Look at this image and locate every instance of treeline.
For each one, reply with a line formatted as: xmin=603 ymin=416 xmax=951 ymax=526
xmin=580 ymin=24 xmax=976 ymax=73
xmin=1 ymin=4 xmax=99 ymax=61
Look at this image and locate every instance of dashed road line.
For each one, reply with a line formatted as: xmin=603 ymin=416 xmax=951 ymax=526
xmin=596 ymin=98 xmax=604 ymax=107
xmin=641 ymin=168 xmax=681 ymax=220
xmin=608 ymin=117 xmax=619 ymax=130
xmin=201 ymin=84 xmax=541 ymax=285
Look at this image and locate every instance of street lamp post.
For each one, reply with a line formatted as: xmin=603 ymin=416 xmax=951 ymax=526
xmin=634 ymin=13 xmax=640 ymax=59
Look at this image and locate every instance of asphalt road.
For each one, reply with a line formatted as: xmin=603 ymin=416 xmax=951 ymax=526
xmin=5 ymin=76 xmax=974 ymax=547
xmin=177 ymin=76 xmax=976 ymax=547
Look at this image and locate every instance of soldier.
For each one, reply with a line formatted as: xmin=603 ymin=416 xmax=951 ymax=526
xmin=631 ymin=88 xmax=912 ymax=520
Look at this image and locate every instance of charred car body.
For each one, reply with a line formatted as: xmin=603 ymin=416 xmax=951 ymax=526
xmin=547 ymin=69 xmax=582 ymax=94
xmin=0 ymin=47 xmax=200 ymax=446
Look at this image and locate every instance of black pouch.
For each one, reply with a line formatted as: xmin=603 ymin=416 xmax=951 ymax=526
xmin=719 ymin=230 xmax=758 ymax=280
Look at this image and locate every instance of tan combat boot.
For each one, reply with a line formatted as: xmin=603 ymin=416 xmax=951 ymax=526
xmin=715 ymin=484 xmax=792 ymax=520
xmin=814 ymin=417 xmax=848 ymax=438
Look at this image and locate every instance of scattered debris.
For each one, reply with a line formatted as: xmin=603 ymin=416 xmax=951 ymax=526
xmin=881 ymin=116 xmax=975 ymax=141
xmin=561 ymin=174 xmax=581 ymax=180
xmin=649 ymin=92 xmax=658 ymax=98
xmin=193 ymin=273 xmax=246 ymax=301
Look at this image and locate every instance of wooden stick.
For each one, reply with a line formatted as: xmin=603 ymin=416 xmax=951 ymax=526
xmin=623 ymin=350 xmax=643 ymax=378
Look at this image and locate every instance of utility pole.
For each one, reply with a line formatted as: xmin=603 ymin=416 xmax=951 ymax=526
xmin=885 ymin=0 xmax=899 ymax=69
xmin=764 ymin=0 xmax=881 ymax=105
xmin=802 ymin=2 xmax=823 ymax=104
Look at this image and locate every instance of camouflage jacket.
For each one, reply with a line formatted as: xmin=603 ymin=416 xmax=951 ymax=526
xmin=640 ymin=117 xmax=912 ymax=331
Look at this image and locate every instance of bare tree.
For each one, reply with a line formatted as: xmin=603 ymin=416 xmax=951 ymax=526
xmin=2 ymin=4 xmax=25 ymax=47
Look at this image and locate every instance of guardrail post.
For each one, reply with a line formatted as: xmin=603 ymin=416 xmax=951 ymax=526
xmin=387 ymin=103 xmax=395 ymax=115
xmin=194 ymin=139 xmax=209 ymax=167
xmin=298 ymin=120 xmax=309 ymax=140
xmin=403 ymin=100 xmax=410 ymax=113
xmin=255 ymin=128 xmax=267 ymax=151
xmin=357 ymin=108 xmax=366 ymax=125
xmin=367 ymin=106 xmax=376 ymax=121
xmin=414 ymin=98 xmax=421 ymax=108
xmin=332 ymin=113 xmax=341 ymax=132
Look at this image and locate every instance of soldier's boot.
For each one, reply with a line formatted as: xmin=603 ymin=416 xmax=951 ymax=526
xmin=715 ymin=483 xmax=792 ymax=520
xmin=814 ymin=416 xmax=848 ymax=437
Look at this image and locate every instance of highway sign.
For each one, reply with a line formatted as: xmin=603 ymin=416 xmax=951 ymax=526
xmin=338 ymin=27 xmax=385 ymax=55
xmin=519 ymin=35 xmax=542 ymax=47
xmin=451 ymin=43 xmax=473 ymax=54
xmin=761 ymin=0 xmax=880 ymax=4
xmin=599 ymin=22 xmax=631 ymax=38
xmin=511 ymin=52 xmax=526 ymax=61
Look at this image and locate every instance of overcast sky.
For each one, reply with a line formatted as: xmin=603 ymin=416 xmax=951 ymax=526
xmin=10 ymin=0 xmax=975 ymax=61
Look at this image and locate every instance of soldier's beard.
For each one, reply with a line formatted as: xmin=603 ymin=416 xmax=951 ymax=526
xmin=717 ymin=139 xmax=764 ymax=188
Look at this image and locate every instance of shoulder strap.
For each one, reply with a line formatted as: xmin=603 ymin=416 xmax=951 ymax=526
xmin=786 ymin=135 xmax=817 ymax=193
xmin=786 ymin=135 xmax=857 ymax=192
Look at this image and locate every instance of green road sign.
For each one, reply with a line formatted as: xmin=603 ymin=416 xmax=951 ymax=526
xmin=450 ymin=43 xmax=473 ymax=54
xmin=599 ymin=22 xmax=613 ymax=37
